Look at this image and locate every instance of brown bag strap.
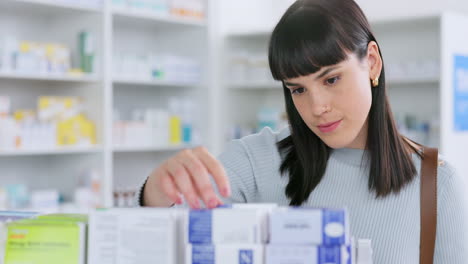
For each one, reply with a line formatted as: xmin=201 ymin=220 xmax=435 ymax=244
xmin=420 ymin=147 xmax=438 ymax=264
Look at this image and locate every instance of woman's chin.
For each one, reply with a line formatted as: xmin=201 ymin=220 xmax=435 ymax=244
xmin=320 ymin=136 xmax=357 ymax=150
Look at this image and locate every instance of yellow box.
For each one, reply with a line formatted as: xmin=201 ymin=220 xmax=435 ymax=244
xmin=14 ymin=110 xmax=35 ymax=122
xmin=57 ymin=114 xmax=96 ymax=146
xmin=169 ymin=116 xmax=181 ymax=145
xmin=38 ymin=96 xmax=82 ymax=122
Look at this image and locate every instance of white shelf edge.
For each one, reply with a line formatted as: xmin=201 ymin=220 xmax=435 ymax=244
xmin=0 ymin=146 xmax=103 ymax=156
xmin=113 ymin=144 xmax=193 ymax=153
xmin=113 ymin=78 xmax=199 ymax=87
xmin=226 ymin=31 xmax=272 ymax=38
xmin=0 ymin=72 xmax=100 ymax=83
xmin=386 ymin=77 xmax=440 ymax=85
xmin=112 ymin=8 xmax=206 ymax=27
xmin=229 ymin=82 xmax=282 ymax=90
xmin=369 ymin=13 xmax=441 ymax=26
xmin=9 ymin=0 xmax=102 ymax=12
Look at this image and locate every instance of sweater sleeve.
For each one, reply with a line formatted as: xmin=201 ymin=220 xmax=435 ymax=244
xmin=433 ymin=160 xmax=468 ymax=263
xmin=217 ymin=139 xmax=258 ymax=204
xmin=135 ymin=176 xmax=148 ymax=207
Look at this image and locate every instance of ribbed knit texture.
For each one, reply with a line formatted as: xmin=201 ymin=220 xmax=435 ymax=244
xmin=217 ymin=127 xmax=468 ymax=263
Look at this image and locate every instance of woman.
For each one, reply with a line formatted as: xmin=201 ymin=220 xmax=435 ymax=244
xmin=139 ymin=0 xmax=468 ymax=262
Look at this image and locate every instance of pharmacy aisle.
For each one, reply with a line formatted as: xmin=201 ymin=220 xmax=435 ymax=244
xmin=109 ymin=0 xmax=210 ymax=208
xmin=222 ymin=32 xmax=286 ymax=148
xmin=0 ymin=0 xmax=104 ymax=213
xmin=0 ymin=0 xmax=213 ymax=213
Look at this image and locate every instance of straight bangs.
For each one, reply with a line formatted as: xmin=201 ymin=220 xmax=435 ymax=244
xmin=269 ymin=7 xmax=353 ymax=81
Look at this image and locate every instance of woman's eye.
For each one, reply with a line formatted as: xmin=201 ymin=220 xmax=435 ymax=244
xmin=291 ymin=87 xmax=305 ymax=94
xmin=325 ymin=76 xmax=340 ymax=85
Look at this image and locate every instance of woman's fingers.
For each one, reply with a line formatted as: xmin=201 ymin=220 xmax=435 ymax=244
xmin=156 ymin=147 xmax=231 ymax=209
xmin=166 ymin=158 xmax=201 ymax=209
xmin=192 ymin=147 xmax=231 ymax=197
xmin=176 ymin=149 xmax=220 ymax=208
xmin=159 ymin=173 xmax=182 ymax=205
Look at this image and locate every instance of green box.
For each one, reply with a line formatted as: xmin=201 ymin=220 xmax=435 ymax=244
xmin=79 ymin=31 xmax=95 ymax=73
xmin=4 ymin=218 xmax=86 ymax=264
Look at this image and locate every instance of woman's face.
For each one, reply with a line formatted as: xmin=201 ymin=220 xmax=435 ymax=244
xmin=283 ymin=43 xmax=382 ymax=149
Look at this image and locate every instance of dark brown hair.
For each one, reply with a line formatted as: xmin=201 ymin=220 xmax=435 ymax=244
xmin=268 ymin=0 xmax=421 ymax=206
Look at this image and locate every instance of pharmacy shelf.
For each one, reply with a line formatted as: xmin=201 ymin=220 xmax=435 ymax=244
xmin=0 ymin=146 xmax=103 ymax=157
xmin=0 ymin=72 xmax=100 ymax=83
xmin=112 ymin=144 xmax=194 ymax=153
xmin=0 ymin=0 xmax=102 ymax=15
xmin=112 ymin=8 xmax=206 ymax=28
xmin=113 ymin=78 xmax=199 ymax=88
xmin=109 ymin=1 xmax=211 ymax=207
xmin=0 ymin=0 xmax=213 ymax=209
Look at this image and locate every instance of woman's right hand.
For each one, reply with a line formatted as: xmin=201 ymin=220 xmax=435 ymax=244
xmin=143 ymin=146 xmax=231 ymax=209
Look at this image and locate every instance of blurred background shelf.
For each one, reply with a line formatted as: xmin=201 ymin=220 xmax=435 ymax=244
xmin=0 ymin=72 xmax=100 ymax=83
xmin=109 ymin=0 xmax=211 ymax=208
xmin=0 ymin=146 xmax=103 ymax=156
xmin=0 ymin=0 xmax=103 ymax=15
xmin=112 ymin=144 xmax=192 ymax=153
xmin=112 ymin=8 xmax=206 ymax=28
xmin=113 ymin=78 xmax=198 ymax=88
xmin=229 ymin=82 xmax=282 ymax=90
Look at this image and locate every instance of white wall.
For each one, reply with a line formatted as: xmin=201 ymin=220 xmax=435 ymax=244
xmin=356 ymin=0 xmax=468 ymax=21
xmin=218 ymin=0 xmax=293 ymax=35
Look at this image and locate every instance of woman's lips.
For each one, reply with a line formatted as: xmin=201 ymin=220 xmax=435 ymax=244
xmin=318 ymin=120 xmax=342 ymax=133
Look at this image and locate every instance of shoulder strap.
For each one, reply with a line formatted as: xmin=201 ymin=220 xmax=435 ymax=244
xmin=420 ymin=147 xmax=438 ymax=264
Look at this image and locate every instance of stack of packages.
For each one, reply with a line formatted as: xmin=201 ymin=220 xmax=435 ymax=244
xmin=1 ymin=213 xmax=87 ymax=264
xmin=77 ymin=205 xmax=372 ymax=264
xmin=87 ymin=208 xmax=180 ymax=264
xmin=266 ymin=208 xmax=353 ymax=264
xmin=87 ymin=205 xmax=364 ymax=264
xmin=183 ymin=204 xmax=277 ymax=264
xmin=87 ymin=206 xmax=274 ymax=264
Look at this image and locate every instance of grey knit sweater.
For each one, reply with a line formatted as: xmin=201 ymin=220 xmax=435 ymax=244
xmin=139 ymin=127 xmax=468 ymax=263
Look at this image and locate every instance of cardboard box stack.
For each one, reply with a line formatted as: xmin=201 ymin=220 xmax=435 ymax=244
xmin=266 ymin=208 xmax=353 ymax=264
xmin=183 ymin=204 xmax=277 ymax=264
xmin=1 ymin=205 xmax=373 ymax=264
xmin=87 ymin=208 xmax=178 ymax=264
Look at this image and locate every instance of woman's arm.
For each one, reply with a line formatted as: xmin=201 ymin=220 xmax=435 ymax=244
xmin=217 ymin=139 xmax=258 ymax=204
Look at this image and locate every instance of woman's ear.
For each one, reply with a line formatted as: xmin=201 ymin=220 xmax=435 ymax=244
xmin=367 ymin=41 xmax=383 ymax=81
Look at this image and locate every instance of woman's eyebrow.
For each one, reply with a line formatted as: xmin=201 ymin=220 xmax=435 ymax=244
xmin=315 ymin=66 xmax=340 ymax=80
xmin=284 ymin=66 xmax=341 ymax=87
xmin=284 ymin=81 xmax=299 ymax=87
